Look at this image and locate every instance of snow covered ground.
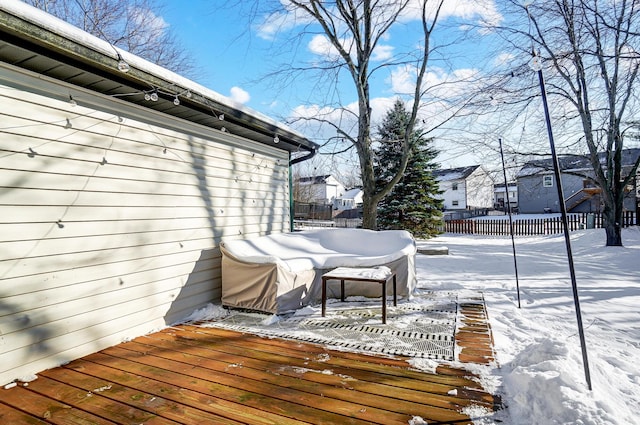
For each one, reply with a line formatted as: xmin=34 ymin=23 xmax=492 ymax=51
xmin=417 ymin=227 xmax=640 ymax=424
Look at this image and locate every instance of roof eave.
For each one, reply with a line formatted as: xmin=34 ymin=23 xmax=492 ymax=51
xmin=0 ymin=5 xmax=318 ymax=155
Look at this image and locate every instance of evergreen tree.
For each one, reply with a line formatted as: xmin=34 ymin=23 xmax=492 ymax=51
xmin=374 ymin=100 xmax=443 ymax=238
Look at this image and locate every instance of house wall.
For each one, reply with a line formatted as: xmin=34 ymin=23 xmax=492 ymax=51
xmin=465 ymin=167 xmax=494 ymax=209
xmin=437 ymin=179 xmax=467 ymax=210
xmin=325 ymin=176 xmax=345 ymax=202
xmin=333 ymin=189 xmax=363 ymax=210
xmin=298 ymin=175 xmax=345 ymax=204
xmin=0 ymin=65 xmax=290 ymax=385
xmin=517 ymin=173 xmax=584 ymax=213
xmin=494 ymin=185 xmax=518 ymax=210
xmin=314 ymin=176 xmax=344 ymax=203
xmin=436 ymin=167 xmax=494 ymax=211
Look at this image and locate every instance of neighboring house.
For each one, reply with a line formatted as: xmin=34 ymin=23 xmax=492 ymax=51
xmin=333 ymin=188 xmax=363 ymax=210
xmin=433 ymin=165 xmax=495 ymax=211
xmin=494 ymin=182 xmax=519 ymax=212
xmin=0 ymin=3 xmax=317 ymax=386
xmin=296 ymin=174 xmax=345 ymax=204
xmin=515 ymin=149 xmax=640 ymax=214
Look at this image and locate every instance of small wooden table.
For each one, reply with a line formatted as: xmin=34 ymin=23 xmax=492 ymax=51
xmin=321 ymin=267 xmax=397 ymax=324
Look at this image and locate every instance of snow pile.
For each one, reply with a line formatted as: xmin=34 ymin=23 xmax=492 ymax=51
xmin=418 ymin=227 xmax=640 ymax=425
xmin=181 ymin=303 xmax=229 ymax=323
xmin=220 ymin=228 xmax=416 ymax=269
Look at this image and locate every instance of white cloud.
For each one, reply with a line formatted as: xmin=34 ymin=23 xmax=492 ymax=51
xmin=255 ymin=11 xmax=292 ymax=40
xmin=308 ymin=34 xmax=393 ymax=63
xmin=257 ymin=0 xmax=503 ymax=40
xmin=401 ymin=0 xmax=503 ymax=30
xmin=389 ymin=65 xmax=416 ymax=95
xmin=230 ymin=86 xmax=250 ymax=104
xmin=493 ymin=52 xmax=516 ymax=67
xmin=372 ymin=44 xmax=394 ymax=62
xmin=256 ymin=3 xmax=315 ymax=40
xmin=388 ymin=64 xmax=481 ymax=99
xmin=308 ymin=34 xmax=344 ymax=60
xmin=259 ymin=1 xmax=503 ymax=65
xmin=127 ymin=6 xmax=168 ymax=44
xmin=369 ymin=97 xmax=399 ymax=123
xmin=130 ymin=6 xmax=167 ymax=33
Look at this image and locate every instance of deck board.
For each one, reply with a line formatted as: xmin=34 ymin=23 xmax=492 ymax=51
xmin=148 ymin=329 xmax=475 ymax=408
xmin=125 ymin=333 xmax=470 ymax=423
xmin=1 ymin=300 xmax=500 ymax=424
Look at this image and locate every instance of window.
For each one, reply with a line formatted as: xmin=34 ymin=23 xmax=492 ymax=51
xmin=452 ymin=183 xmax=458 ymax=191
xmin=543 ymin=175 xmax=553 ymax=187
xmin=452 ymin=200 xmax=459 ymax=206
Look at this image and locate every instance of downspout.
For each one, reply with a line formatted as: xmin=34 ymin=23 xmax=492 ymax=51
xmin=289 ymin=148 xmax=317 ymax=232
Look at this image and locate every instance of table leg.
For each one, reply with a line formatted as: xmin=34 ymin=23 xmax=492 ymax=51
xmin=382 ymin=279 xmax=387 ymax=324
xmin=340 ymin=279 xmax=345 ymax=302
xmin=321 ymin=277 xmax=327 ymax=317
xmin=393 ymin=274 xmax=397 ymax=306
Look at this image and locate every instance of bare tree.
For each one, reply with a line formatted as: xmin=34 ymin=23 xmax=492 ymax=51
xmin=291 ymin=174 xmax=319 ymax=204
xmin=253 ymin=0 xmax=459 ymax=229
xmin=25 ymin=0 xmax=195 ymax=75
xmin=291 ymin=158 xmax=324 ymax=203
xmin=496 ymin=0 xmax=640 ymax=246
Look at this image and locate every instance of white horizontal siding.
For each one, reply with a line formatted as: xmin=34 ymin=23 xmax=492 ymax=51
xmin=0 ymin=65 xmax=291 ymax=385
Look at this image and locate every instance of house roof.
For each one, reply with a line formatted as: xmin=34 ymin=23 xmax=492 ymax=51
xmin=516 ymin=148 xmax=640 ymax=178
xmin=433 ymin=165 xmax=480 ymax=182
xmin=298 ymin=175 xmax=335 ymax=184
xmin=0 ymin=2 xmax=318 ymax=157
xmin=340 ymin=188 xmax=363 ymax=200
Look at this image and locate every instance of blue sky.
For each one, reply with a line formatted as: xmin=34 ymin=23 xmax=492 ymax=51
xmin=162 ymin=2 xmax=258 ymax=103
xmin=160 ymin=1 xmax=506 ymax=171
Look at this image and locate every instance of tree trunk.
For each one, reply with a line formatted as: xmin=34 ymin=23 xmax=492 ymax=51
xmin=602 ymin=193 xmax=624 ymax=246
xmin=361 ymin=194 xmax=378 ymax=230
xmin=603 ymin=211 xmax=623 ymax=246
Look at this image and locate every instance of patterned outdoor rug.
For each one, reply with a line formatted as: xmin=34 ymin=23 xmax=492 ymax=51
xmin=198 ymin=292 xmax=457 ymax=361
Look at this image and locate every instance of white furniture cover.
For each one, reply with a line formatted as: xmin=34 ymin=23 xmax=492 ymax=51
xmin=219 ymin=228 xmax=417 ymax=314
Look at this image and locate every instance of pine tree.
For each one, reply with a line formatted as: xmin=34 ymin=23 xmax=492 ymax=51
xmin=374 ymin=100 xmax=443 ymax=238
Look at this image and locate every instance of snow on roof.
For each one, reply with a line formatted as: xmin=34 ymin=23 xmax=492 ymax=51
xmin=0 ymin=0 xmax=306 ymax=141
xmin=433 ymin=165 xmax=480 ymax=182
xmin=341 ymin=188 xmax=363 ymax=199
xmin=297 ymin=175 xmax=346 ymax=186
xmin=516 ymin=148 xmax=640 ymax=178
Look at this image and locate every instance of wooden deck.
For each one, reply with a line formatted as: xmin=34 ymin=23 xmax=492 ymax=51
xmin=1 ymin=300 xmax=500 ymax=424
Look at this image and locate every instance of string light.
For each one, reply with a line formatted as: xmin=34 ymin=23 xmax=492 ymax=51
xmin=56 ymin=77 xmax=297 ymax=151
xmin=529 ymin=52 xmax=543 ymax=71
xmin=72 ymin=0 xmax=131 ymax=74
xmin=116 ymin=54 xmax=130 ymax=73
xmin=123 ymin=87 xmax=227 ymax=126
xmin=2 ymin=85 xmax=288 ymax=232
